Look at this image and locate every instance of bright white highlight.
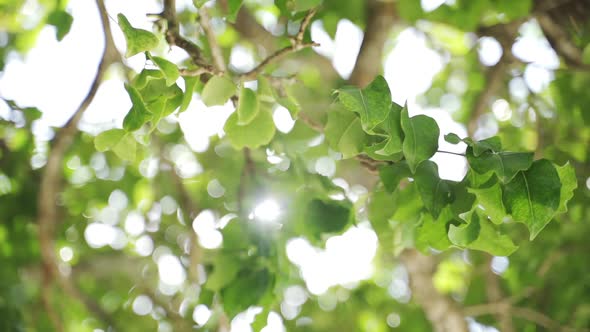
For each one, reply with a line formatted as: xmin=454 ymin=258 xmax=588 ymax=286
xmin=59 ymin=246 xmax=74 ymax=262
xmin=491 ymin=256 xmax=510 ymax=275
xmin=132 ymin=295 xmax=153 ymax=316
xmin=253 ymin=199 xmax=281 ymax=223
xmin=124 ymin=212 xmax=146 ymax=236
xmin=273 ymin=106 xmax=295 ymax=133
xmin=84 ymin=222 xmax=115 ymax=248
xmin=193 ymin=210 xmax=222 ymax=249
xmin=157 ymin=254 xmax=186 ymax=286
xmin=286 ymin=225 xmax=378 ymax=295
xmin=192 ymin=304 xmax=212 ymax=326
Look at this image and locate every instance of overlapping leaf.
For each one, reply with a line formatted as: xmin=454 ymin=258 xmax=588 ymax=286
xmin=401 ymin=107 xmax=440 ymax=172
xmin=325 ymin=108 xmax=367 ymax=158
xmin=468 ymin=178 xmax=506 ymax=224
xmin=201 ymin=76 xmax=236 ymax=106
xmin=224 ymin=109 xmax=276 ymax=149
xmin=414 ymin=161 xmax=452 ymax=218
xmin=448 ymin=210 xmax=518 ymax=256
xmin=237 ymin=87 xmax=259 ymax=125
xmin=94 ymin=129 xmax=136 ymax=161
xmin=467 ymin=149 xmax=533 ymax=183
xmin=337 ymin=75 xmax=391 ymax=132
xmin=503 ymin=159 xmax=561 ymax=239
xmin=117 ymin=14 xmax=159 ymax=58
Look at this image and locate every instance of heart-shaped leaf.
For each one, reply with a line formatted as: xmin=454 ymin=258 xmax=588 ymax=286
xmin=237 ymin=87 xmax=259 ymax=125
xmin=401 ymin=107 xmax=440 ymax=172
xmin=117 ymin=14 xmax=159 ymax=58
xmin=503 ymin=159 xmax=561 ymax=239
xmin=337 ymin=75 xmax=391 ymax=132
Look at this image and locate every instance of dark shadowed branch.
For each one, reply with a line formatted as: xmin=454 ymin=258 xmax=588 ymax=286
xmin=36 ymin=0 xmax=119 ymax=329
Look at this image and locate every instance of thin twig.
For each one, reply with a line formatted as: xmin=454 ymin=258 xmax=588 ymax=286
xmin=465 ymin=304 xmax=586 ymax=332
xmin=239 ymin=8 xmax=319 ymax=80
xmin=437 ymin=150 xmax=466 ymax=157
xmin=36 ymin=0 xmax=118 ymax=329
xmin=179 ymin=67 xmax=210 ymax=76
xmin=295 ymin=8 xmax=318 ymax=43
xmin=198 ymin=6 xmax=226 ymax=72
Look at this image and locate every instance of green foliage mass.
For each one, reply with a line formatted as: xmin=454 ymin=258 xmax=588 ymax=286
xmin=1 ymin=0 xmax=590 ymax=331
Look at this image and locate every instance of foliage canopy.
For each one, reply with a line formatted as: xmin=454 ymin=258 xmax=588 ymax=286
xmin=1 ymin=0 xmax=590 ymax=331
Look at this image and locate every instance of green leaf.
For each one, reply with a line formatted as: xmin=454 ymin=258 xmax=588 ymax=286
xmin=367 ymin=189 xmax=397 ymax=235
xmin=272 ymin=85 xmax=300 ymax=118
xmin=448 ymin=210 xmax=518 ymax=256
xmin=468 ymin=178 xmax=506 ymax=224
xmin=179 ymin=76 xmax=198 ymax=112
xmin=376 ymin=103 xmax=404 ymax=155
xmin=414 ymin=161 xmax=452 ymax=218
xmin=201 ymin=75 xmax=236 ymax=106
xmin=221 ymin=268 xmax=274 ymax=317
xmin=401 ymin=107 xmax=440 ymax=172
xmin=293 ymin=0 xmax=322 ymax=12
xmin=450 ymin=181 xmax=475 ymax=215
xmin=467 ymin=149 xmax=533 ymax=183
xmin=444 ymin=133 xmax=462 ymax=144
xmin=148 ymin=54 xmax=180 ymax=86
xmin=94 ymin=129 xmax=136 ymax=161
xmin=337 ymin=75 xmax=391 ymax=132
xmin=224 ymin=109 xmax=276 ymax=149
xmin=469 ymin=136 xmax=502 ymax=157
xmin=379 ymin=162 xmax=411 ymax=193
xmin=132 ymin=69 xmax=163 ymax=90
xmin=325 ymin=108 xmax=368 ymax=158
xmin=467 ymin=169 xmax=495 ymax=188
xmin=47 ymin=10 xmax=73 ymax=41
xmin=237 ymin=87 xmax=259 ymax=125
xmin=364 ymin=139 xmax=403 ymax=162
xmin=555 ymin=162 xmax=577 ymax=213
xmin=226 ymin=0 xmax=244 ymax=22
xmin=447 ymin=135 xmax=502 ymax=157
xmin=416 ymin=207 xmax=454 ymax=251
xmin=123 ymin=83 xmax=150 ymax=131
xmin=117 ymin=14 xmax=159 ymax=58
xmin=205 ymin=254 xmax=240 ymax=291
xmin=304 ymin=199 xmax=352 ymax=239
xmin=391 ymin=183 xmax=423 ymax=222
xmin=193 ymin=0 xmax=209 ymax=7
xmin=503 ymin=159 xmax=561 ymax=239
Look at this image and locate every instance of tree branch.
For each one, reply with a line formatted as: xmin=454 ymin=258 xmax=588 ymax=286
xmin=162 ymin=0 xmax=216 ymax=72
xmin=464 ymin=304 xmax=587 ymax=332
xmin=485 ymin=256 xmax=514 ymax=332
xmin=535 ymin=13 xmax=590 ymax=69
xmin=198 ymin=6 xmax=227 ymax=72
xmin=232 ymin=6 xmax=338 ymax=81
xmin=349 ymin=0 xmax=396 ymax=87
xmin=467 ymin=55 xmax=509 ymax=136
xmin=238 ymin=8 xmax=320 ymax=80
xmin=36 ymin=0 xmax=118 ymax=329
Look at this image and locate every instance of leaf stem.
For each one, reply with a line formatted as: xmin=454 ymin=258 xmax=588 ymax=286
xmin=437 ymin=150 xmax=466 ymax=157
